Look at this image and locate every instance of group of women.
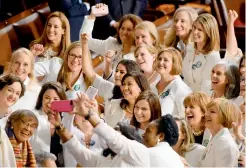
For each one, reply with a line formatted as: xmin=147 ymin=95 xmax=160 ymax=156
xmin=0 ymin=2 xmax=245 ymax=167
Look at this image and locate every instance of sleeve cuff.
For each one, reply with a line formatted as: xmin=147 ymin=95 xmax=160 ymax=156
xmin=110 ymin=20 xmax=116 ymax=27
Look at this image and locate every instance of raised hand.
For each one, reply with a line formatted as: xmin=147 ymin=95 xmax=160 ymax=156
xmin=228 ymin=10 xmax=238 ymax=25
xmin=30 ymin=43 xmax=45 ymax=56
xmin=48 ymin=110 xmax=62 ymax=127
xmin=91 ymin=3 xmax=109 ymax=17
xmin=104 ymin=50 xmax=116 ymax=64
xmin=81 ymin=33 xmax=89 ymax=44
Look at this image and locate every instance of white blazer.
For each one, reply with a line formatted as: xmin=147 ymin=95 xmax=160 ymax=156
xmin=80 ymin=16 xmax=135 ymax=69
xmin=34 ymin=57 xmax=62 ymax=85
xmin=30 ymin=109 xmax=51 ymax=155
xmin=11 ymin=77 xmax=41 ymax=112
xmin=198 ymin=128 xmax=239 ymax=167
xmin=149 ymin=142 xmax=184 ymax=167
xmin=65 ymin=75 xmax=87 ymax=99
xmin=62 ymin=121 xmax=150 ymax=167
xmin=185 ymin=143 xmax=205 ymax=167
xmin=0 ymin=124 xmax=17 ymax=167
xmin=182 ymin=44 xmax=221 ymax=95
xmin=151 ymin=77 xmax=192 ymax=118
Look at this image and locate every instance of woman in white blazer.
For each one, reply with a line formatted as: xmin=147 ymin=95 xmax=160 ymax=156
xmin=151 ymin=47 xmax=191 ymax=118
xmin=184 ymin=92 xmax=212 ymax=146
xmin=81 ymin=33 xmax=141 ymax=112
xmin=134 ymin=44 xmax=160 ymax=84
xmin=172 ymin=116 xmax=205 ymax=167
xmin=164 ymin=6 xmax=198 ymax=56
xmin=199 ymin=98 xmax=240 ymax=167
xmin=34 ymin=41 xmax=88 ymax=99
xmin=182 ymin=13 xmax=221 ymax=95
xmin=80 ymin=7 xmax=142 ymax=79
xmin=0 ymin=74 xmax=25 ymax=167
xmin=4 ymin=48 xmax=41 ymax=111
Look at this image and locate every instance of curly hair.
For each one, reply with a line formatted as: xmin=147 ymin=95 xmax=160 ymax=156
xmin=155 ymin=114 xmax=179 ymax=146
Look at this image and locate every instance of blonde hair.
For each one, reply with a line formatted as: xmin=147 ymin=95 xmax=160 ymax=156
xmin=156 ymin=47 xmax=182 ymax=75
xmin=30 ymin=12 xmax=71 ymax=59
xmin=134 ymin=44 xmax=158 ymax=56
xmin=207 ymin=98 xmax=239 ymax=128
xmin=57 ymin=41 xmax=90 ymax=90
xmin=164 ymin=6 xmax=198 ymax=47
xmin=135 ymin=21 xmax=162 ymax=49
xmin=193 ymin=13 xmax=220 ymax=54
xmin=5 ymin=48 xmax=38 ymax=89
xmin=174 ymin=116 xmax=195 ymax=157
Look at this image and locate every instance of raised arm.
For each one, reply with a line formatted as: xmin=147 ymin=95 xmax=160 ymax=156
xmin=226 ymin=10 xmax=238 ymax=56
xmin=81 ymin=33 xmax=96 ymax=82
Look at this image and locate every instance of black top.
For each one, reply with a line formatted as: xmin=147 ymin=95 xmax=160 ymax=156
xmin=194 ymin=131 xmax=204 ymax=145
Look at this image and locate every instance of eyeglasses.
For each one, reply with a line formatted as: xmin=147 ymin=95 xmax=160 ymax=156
xmin=20 ymin=119 xmax=38 ymax=130
xmin=192 ymin=61 xmax=202 ymax=70
xmin=68 ymin=54 xmax=82 ymax=60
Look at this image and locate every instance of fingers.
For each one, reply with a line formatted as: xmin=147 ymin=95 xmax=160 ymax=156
xmin=81 ymin=33 xmax=89 ymax=40
xmin=95 ymin=3 xmax=106 ymax=8
xmin=105 ymin=50 xmax=116 ymax=60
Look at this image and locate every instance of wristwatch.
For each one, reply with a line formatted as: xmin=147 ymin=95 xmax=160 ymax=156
xmin=55 ymin=124 xmax=65 ymax=131
xmin=85 ymin=109 xmax=93 ymax=120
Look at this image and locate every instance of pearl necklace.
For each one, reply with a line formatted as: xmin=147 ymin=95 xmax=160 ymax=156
xmin=148 ymin=71 xmax=156 ymax=81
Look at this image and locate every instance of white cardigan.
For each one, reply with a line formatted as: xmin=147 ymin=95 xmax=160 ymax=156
xmin=0 ymin=123 xmax=16 ymax=167
xmin=148 ymin=142 xmax=184 ymax=167
xmin=62 ymin=121 xmax=150 ymax=167
xmin=182 ymin=44 xmax=221 ymax=95
xmin=198 ymin=128 xmax=239 ymax=167
xmin=151 ymin=77 xmax=192 ymax=118
xmin=11 ymin=77 xmax=41 ymax=112
xmin=80 ymin=16 xmax=135 ymax=69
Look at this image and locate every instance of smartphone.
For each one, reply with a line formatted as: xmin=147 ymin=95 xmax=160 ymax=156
xmin=91 ymin=5 xmax=109 ymax=17
xmin=51 ymin=100 xmax=73 ymax=112
xmin=85 ymin=86 xmax=98 ymax=99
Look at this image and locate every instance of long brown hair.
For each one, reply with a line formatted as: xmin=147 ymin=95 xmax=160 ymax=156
xmin=30 ymin=12 xmax=71 ymax=59
xmin=57 ymin=41 xmax=90 ymax=90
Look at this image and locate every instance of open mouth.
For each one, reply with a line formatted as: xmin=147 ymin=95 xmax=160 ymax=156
xmin=21 ymin=132 xmax=30 ymax=137
xmin=186 ymin=115 xmax=194 ymax=121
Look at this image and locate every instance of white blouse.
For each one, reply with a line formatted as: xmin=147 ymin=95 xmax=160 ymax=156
xmin=151 ymin=77 xmax=192 ymax=118
xmin=182 ymin=44 xmax=221 ymax=95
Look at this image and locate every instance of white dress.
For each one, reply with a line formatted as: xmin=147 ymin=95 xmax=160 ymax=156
xmin=182 ymin=44 xmax=221 ymax=95
xmin=151 ymin=77 xmax=192 ymax=118
xmin=11 ymin=77 xmax=41 ymax=112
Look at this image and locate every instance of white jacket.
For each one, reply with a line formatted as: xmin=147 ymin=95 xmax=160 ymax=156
xmin=149 ymin=142 xmax=184 ymax=167
xmin=198 ymin=128 xmax=239 ymax=167
xmin=151 ymin=77 xmax=192 ymax=118
xmin=185 ymin=143 xmax=205 ymax=167
xmin=80 ymin=16 xmax=135 ymax=69
xmin=182 ymin=44 xmax=221 ymax=95
xmin=62 ymin=121 xmax=150 ymax=167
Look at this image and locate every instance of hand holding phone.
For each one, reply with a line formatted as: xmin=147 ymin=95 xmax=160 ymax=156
xmin=91 ymin=4 xmax=109 ymax=17
xmin=51 ymin=100 xmax=73 ymax=112
xmin=85 ymin=86 xmax=98 ymax=99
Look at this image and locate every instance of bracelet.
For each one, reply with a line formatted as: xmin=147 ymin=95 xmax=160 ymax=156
xmin=85 ymin=109 xmax=93 ymax=120
xmin=55 ymin=124 xmax=66 ymax=133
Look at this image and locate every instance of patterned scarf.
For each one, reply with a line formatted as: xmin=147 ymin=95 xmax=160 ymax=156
xmin=6 ymin=126 xmax=37 ymax=167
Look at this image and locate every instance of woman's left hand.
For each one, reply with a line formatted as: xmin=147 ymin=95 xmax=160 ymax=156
xmin=48 ymin=110 xmax=62 ymax=127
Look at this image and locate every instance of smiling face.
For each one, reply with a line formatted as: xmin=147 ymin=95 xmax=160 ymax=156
xmin=12 ymin=116 xmax=38 ymax=143
xmin=174 ymin=11 xmax=192 ymax=40
xmin=192 ymin=22 xmax=207 ymax=44
xmin=135 ymin=47 xmax=155 ymax=73
xmin=142 ymin=121 xmax=160 ymax=147
xmin=114 ymin=63 xmax=127 ymax=86
xmin=67 ymin=47 xmax=82 ymax=72
xmin=46 ymin=17 xmax=64 ymax=42
xmin=119 ymin=20 xmax=134 ymax=44
xmin=156 ymin=52 xmax=173 ymax=75
xmin=42 ymin=89 xmax=61 ymax=114
xmin=135 ymin=29 xmax=154 ymax=46
xmin=121 ymin=76 xmax=141 ymax=103
xmin=134 ymin=99 xmax=151 ymax=124
xmin=10 ymin=53 xmax=32 ymax=81
xmin=211 ymin=64 xmax=228 ymax=91
xmin=240 ymin=58 xmax=245 ymax=78
xmin=185 ymin=103 xmax=204 ymax=129
xmin=205 ymin=105 xmax=223 ymax=131
xmin=0 ymin=82 xmax=22 ymax=108
xmin=240 ymin=76 xmax=245 ymax=96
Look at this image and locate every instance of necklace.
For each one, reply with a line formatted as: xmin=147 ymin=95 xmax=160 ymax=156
xmin=193 ymin=129 xmax=204 ymax=136
xmin=148 ymin=71 xmax=156 ymax=81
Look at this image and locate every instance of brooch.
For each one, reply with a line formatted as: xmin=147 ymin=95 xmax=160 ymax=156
xmin=160 ymin=89 xmax=170 ymax=99
xmin=74 ymin=84 xmax=80 ymax=91
xmin=192 ymin=61 xmax=202 ymax=70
